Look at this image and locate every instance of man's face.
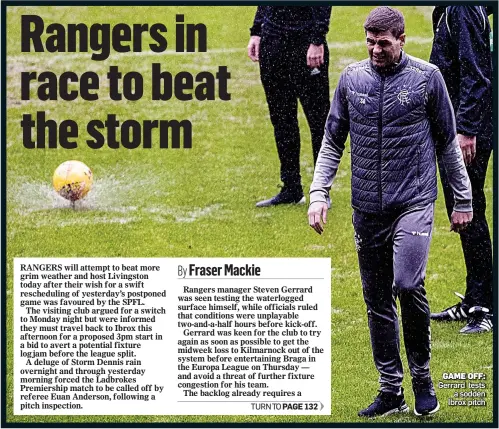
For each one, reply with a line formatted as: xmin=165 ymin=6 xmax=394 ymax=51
xmin=366 ymin=30 xmax=405 ymax=68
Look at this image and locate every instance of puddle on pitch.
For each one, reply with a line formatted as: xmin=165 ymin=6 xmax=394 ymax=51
xmin=8 ymin=176 xmax=141 ymax=215
xmin=9 ymin=176 xmax=229 ymax=226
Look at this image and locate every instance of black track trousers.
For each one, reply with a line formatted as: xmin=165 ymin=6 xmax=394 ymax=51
xmin=259 ymin=34 xmax=330 ymax=191
xmin=438 ymin=144 xmax=493 ymax=309
xmin=353 ymin=204 xmax=434 ymax=393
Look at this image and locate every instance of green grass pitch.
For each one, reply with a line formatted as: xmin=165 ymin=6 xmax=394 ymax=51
xmin=5 ymin=5 xmax=494 ymax=424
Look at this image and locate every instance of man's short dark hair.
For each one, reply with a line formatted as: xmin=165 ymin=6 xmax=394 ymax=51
xmin=364 ymin=7 xmax=405 ymax=38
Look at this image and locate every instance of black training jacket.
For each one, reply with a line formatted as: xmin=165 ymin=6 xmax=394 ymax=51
xmin=249 ymin=6 xmax=331 ymax=46
xmin=430 ymin=6 xmax=493 ymax=143
xmin=310 ymin=52 xmax=472 ymax=215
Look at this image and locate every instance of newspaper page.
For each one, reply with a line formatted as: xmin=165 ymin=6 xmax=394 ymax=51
xmin=3 ymin=3 xmax=496 ymax=427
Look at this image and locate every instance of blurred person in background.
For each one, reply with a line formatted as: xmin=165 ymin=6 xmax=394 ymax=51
xmin=248 ymin=6 xmax=332 ymax=207
xmin=429 ymin=6 xmax=493 ymax=334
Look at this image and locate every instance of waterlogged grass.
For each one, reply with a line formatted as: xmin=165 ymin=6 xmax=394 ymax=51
xmin=6 ymin=5 xmax=494 ymax=425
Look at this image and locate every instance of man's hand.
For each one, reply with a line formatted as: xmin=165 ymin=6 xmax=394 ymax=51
xmin=458 ymin=134 xmax=476 ymax=166
xmin=307 ymin=44 xmax=324 ymax=68
xmin=247 ymin=36 xmax=261 ymax=62
xmin=308 ymin=201 xmax=328 ymax=235
xmin=450 ymin=210 xmax=473 ymax=233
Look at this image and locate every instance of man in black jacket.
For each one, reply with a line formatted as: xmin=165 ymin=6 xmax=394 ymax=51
xmin=429 ymin=6 xmax=493 ymax=334
xmin=248 ymin=6 xmax=331 ymax=207
xmin=308 ymin=7 xmax=472 ymax=418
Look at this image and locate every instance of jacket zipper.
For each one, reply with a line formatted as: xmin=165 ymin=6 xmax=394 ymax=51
xmin=416 ymin=145 xmax=421 ymax=193
xmin=378 ymin=76 xmax=385 ymax=212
